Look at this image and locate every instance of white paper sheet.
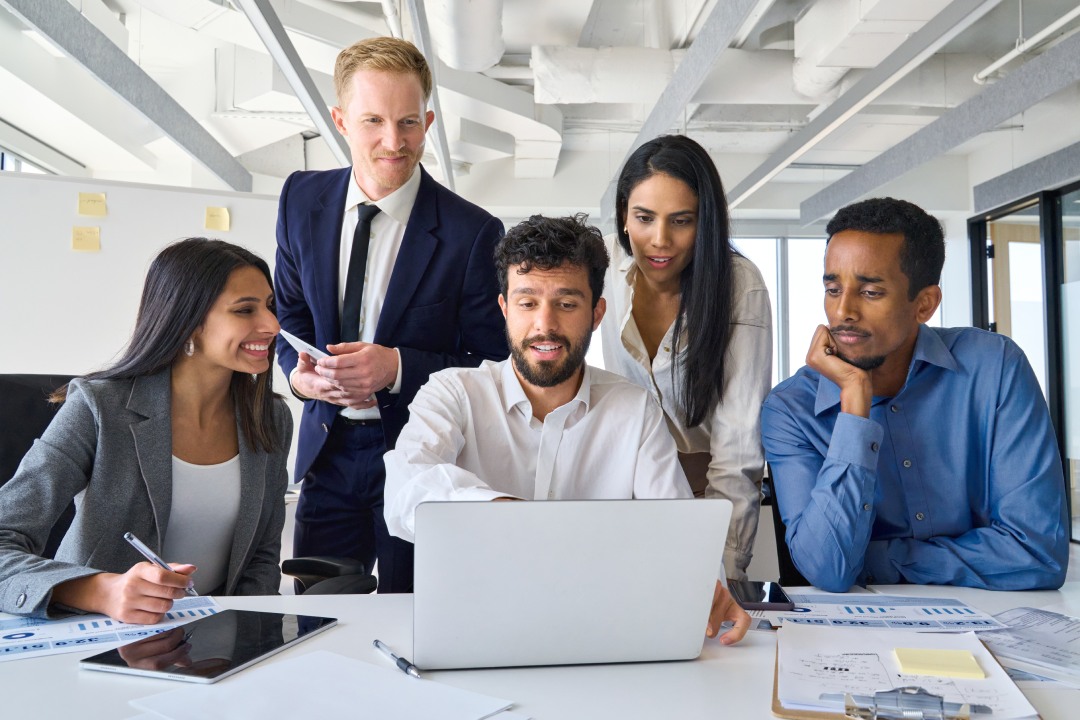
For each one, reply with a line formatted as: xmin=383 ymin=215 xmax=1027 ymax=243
xmin=769 ymin=592 xmax=1006 ymax=631
xmin=0 ymin=596 xmax=221 ymax=662
xmin=776 ymin=624 xmax=1038 ymax=719
xmin=130 ymin=650 xmax=514 ymax=720
xmin=981 ymin=607 xmax=1080 ymax=688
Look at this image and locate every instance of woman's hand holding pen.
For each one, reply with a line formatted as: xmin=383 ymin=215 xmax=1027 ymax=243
xmin=52 ymin=562 xmax=196 ymax=624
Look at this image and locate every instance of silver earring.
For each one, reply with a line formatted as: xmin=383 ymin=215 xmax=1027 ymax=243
xmin=184 ymin=339 xmax=195 ymax=357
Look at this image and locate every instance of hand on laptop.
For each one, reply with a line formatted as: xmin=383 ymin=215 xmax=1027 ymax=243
xmin=706 ymin=580 xmax=751 ymax=644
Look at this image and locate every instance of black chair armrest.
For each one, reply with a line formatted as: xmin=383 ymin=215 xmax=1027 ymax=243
xmin=281 ymin=556 xmax=378 ymax=595
xmin=281 ymin=556 xmax=368 ymax=578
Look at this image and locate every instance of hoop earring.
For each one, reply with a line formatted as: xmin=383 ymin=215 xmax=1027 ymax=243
xmin=184 ymin=339 xmax=195 ymax=357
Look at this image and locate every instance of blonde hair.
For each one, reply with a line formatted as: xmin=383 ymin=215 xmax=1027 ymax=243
xmin=334 ymin=36 xmax=432 ymax=105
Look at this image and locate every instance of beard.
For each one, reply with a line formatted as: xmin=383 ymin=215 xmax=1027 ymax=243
xmin=508 ymin=329 xmax=591 ymax=388
xmin=835 ymin=350 xmax=886 ymax=371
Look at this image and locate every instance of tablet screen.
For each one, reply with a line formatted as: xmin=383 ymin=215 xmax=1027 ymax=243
xmin=80 ymin=610 xmax=337 ymax=683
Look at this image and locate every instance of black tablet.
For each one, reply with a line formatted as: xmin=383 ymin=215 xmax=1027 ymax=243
xmin=79 ymin=609 xmax=337 ymax=684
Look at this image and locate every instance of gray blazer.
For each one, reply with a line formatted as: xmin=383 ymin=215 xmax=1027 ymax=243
xmin=0 ymin=370 xmax=292 ymax=618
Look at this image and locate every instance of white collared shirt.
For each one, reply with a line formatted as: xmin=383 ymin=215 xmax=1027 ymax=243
xmin=383 ymin=359 xmax=692 ymax=542
xmin=599 ymin=235 xmax=772 ymax=577
xmin=335 ymin=167 xmax=421 ymax=419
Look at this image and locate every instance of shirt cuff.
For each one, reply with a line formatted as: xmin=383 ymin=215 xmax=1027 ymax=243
xmin=387 ymin=349 xmax=403 ymax=394
xmin=288 ymin=367 xmax=311 ymax=401
xmin=826 ymin=412 xmax=884 ymax=469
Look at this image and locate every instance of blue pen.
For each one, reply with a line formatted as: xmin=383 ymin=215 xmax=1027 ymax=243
xmin=123 ymin=532 xmax=198 ymax=597
xmin=373 ymin=638 xmax=421 ymax=678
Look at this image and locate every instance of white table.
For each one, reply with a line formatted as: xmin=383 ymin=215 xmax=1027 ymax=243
xmin=3 ymin=585 xmax=1080 ymax=719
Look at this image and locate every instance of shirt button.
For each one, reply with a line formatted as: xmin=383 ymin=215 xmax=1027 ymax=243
xmin=870 ymin=442 xmax=879 ymax=452
xmin=321 ymin=423 xmax=329 ymax=433
xmin=15 ymin=592 xmax=26 ymax=608
xmin=863 ymin=503 xmax=872 ymax=511
xmin=663 ymin=346 xmax=670 ymax=353
xmin=903 ymin=459 xmax=912 ymax=468
xmin=915 ymin=512 xmax=925 ymax=521
xmin=890 ymin=405 xmax=899 ymax=413
xmin=547 ymin=491 xmax=554 ymax=499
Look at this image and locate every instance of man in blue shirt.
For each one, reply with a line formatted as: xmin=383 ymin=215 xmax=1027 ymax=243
xmin=762 ymin=197 xmax=1068 ymax=592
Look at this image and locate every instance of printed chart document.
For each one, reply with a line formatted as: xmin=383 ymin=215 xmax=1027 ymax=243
xmin=0 ymin=596 xmax=220 ymax=662
xmin=767 ymin=592 xmax=1006 ymax=631
xmin=982 ymin=607 xmax=1080 ymax=688
xmin=775 ymin=624 xmax=1038 ymax=720
xmin=131 ymin=650 xmax=515 ymax=720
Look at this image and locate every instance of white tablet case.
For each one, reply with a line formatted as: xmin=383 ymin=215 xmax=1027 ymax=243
xmin=413 ymin=498 xmax=732 ymax=670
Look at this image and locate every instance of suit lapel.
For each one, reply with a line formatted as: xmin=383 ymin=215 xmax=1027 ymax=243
xmin=227 ymin=423 xmax=265 ymax=594
xmin=376 ymin=167 xmax=438 ymax=343
xmin=308 ymin=168 xmax=352 ymax=343
xmin=127 ymin=370 xmax=174 ymax=551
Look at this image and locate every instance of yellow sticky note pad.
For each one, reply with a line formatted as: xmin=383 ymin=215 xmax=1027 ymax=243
xmin=72 ymin=226 xmax=101 ymax=252
xmin=205 ymin=206 xmax=230 ymax=231
xmin=78 ymin=192 xmax=107 ymax=217
xmin=895 ymin=648 xmax=985 ymax=679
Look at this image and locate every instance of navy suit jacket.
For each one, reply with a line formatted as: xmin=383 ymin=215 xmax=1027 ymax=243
xmin=275 ymin=165 xmax=508 ymax=480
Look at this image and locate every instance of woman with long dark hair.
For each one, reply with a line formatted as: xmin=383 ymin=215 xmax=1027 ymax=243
xmin=0 ymin=238 xmax=291 ymax=621
xmin=601 ymin=134 xmax=772 ymax=580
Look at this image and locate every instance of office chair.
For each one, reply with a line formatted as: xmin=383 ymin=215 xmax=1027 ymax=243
xmin=0 ymin=373 xmax=377 ymax=595
xmin=761 ymin=465 xmax=809 ymax=587
xmin=0 ymin=374 xmax=77 ymax=558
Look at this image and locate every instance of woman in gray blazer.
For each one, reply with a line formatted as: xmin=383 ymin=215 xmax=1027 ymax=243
xmin=0 ymin=238 xmax=292 ymax=621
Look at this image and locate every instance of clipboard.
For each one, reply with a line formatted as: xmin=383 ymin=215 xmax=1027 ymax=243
xmin=770 ymin=646 xmax=1025 ymax=719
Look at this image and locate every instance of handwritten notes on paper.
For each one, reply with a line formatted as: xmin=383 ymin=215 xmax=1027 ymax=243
xmin=205 ymin=206 xmax=230 ymax=231
xmin=71 ymin=226 xmax=101 ymax=251
xmin=77 ymin=192 xmax=107 ymax=217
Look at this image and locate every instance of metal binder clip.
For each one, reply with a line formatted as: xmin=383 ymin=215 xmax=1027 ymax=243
xmin=829 ymin=686 xmax=988 ymax=719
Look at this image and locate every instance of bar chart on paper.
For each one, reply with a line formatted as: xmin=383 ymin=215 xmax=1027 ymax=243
xmin=768 ymin=594 xmax=1007 ymax=631
xmin=0 ymin=596 xmax=221 ymax=662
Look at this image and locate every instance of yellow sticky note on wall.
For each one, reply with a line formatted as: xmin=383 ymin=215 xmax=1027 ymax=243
xmin=895 ymin=648 xmax=985 ymax=679
xmin=205 ymin=206 xmax=231 ymax=231
xmin=78 ymin=192 xmax=107 ymax=217
xmin=72 ymin=226 xmax=101 ymax=252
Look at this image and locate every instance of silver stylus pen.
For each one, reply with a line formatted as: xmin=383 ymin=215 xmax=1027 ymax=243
xmin=123 ymin=531 xmax=198 ymax=597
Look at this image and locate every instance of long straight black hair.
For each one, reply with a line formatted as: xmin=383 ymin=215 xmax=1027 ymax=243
xmin=52 ymin=238 xmax=282 ymax=453
xmin=615 ymin=134 xmax=739 ymax=428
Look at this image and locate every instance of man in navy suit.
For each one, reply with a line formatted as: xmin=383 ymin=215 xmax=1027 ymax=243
xmin=274 ymin=37 xmax=508 ymax=593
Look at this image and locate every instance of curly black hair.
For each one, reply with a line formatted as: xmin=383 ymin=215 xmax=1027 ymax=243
xmin=826 ymin=197 xmax=945 ymax=300
xmin=494 ymin=213 xmax=609 ymax=308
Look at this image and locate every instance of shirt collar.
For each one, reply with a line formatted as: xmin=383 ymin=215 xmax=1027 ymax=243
xmin=813 ymin=325 xmax=959 ymax=415
xmin=344 ymin=165 xmax=421 ymax=226
xmin=499 ymin=358 xmax=594 ymax=417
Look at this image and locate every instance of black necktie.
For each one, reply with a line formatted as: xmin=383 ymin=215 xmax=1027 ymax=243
xmin=340 ymin=203 xmax=381 ymax=343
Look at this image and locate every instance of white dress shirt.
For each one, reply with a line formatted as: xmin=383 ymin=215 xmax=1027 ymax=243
xmin=383 ymin=359 xmax=692 ymax=542
xmin=335 ymin=167 xmax=420 ymax=419
xmin=600 ymin=236 xmax=772 ymax=577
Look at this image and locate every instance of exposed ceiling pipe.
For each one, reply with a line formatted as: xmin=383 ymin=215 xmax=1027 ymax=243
xmin=974 ymin=4 xmax=1080 ymax=83
xmin=426 ymin=0 xmax=505 ymax=72
xmin=380 ymin=0 xmax=403 ymax=38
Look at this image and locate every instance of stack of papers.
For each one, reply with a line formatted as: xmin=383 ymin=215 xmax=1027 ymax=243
xmin=130 ymin=650 xmax=519 ymax=720
xmin=982 ymin=607 xmax=1080 ymax=688
xmin=775 ymin=624 xmax=1038 ymax=719
xmin=0 ymin=596 xmax=220 ymax=662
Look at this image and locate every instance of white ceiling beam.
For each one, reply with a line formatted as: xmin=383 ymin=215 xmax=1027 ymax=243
xmin=800 ymin=25 xmax=1080 ymax=225
xmin=402 ymin=0 xmax=455 ymax=191
xmin=598 ymin=0 xmax=771 ymax=226
xmin=0 ymin=117 xmax=87 ymax=176
xmin=234 ymin=0 xmax=350 ymax=167
xmin=0 ymin=0 xmax=252 ymax=190
xmin=728 ymin=0 xmax=1002 ymax=209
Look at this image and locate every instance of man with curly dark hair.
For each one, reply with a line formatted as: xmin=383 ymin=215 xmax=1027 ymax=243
xmin=384 ymin=213 xmax=751 ymax=644
xmin=763 ymin=197 xmax=1067 ymax=592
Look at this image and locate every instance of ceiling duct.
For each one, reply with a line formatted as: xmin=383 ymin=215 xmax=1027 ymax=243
xmin=427 ymin=0 xmax=505 ymax=72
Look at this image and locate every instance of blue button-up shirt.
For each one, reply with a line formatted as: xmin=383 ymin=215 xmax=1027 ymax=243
xmin=762 ymin=326 xmax=1068 ymax=592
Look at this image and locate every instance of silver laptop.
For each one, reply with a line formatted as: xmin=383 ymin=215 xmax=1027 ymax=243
xmin=412 ymin=498 xmax=732 ymax=670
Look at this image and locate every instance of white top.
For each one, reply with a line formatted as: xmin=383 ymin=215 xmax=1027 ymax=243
xmin=334 ymin=167 xmax=420 ymax=419
xmin=383 ymin=359 xmax=692 ymax=542
xmin=600 ymin=236 xmax=772 ymax=577
xmin=161 ymin=455 xmax=242 ymax=595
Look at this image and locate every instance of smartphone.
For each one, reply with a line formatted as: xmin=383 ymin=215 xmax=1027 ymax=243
xmin=278 ymin=329 xmax=328 ymax=361
xmin=727 ymin=580 xmax=795 ymax=611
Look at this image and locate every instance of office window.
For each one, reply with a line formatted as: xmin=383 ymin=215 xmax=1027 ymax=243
xmin=0 ymin=148 xmax=43 ymax=174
